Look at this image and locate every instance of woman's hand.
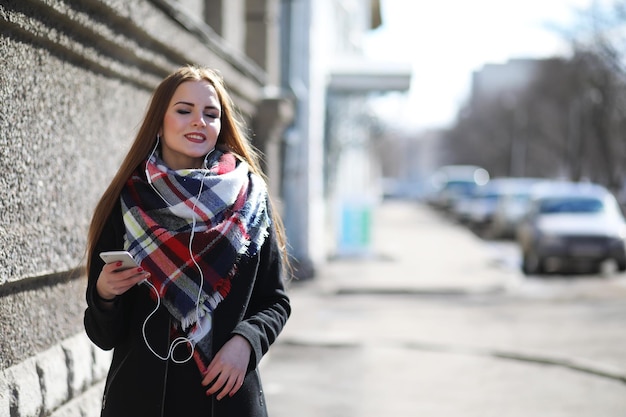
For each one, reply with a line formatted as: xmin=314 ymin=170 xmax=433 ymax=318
xmin=96 ymin=262 xmax=150 ymax=302
xmin=202 ymin=335 xmax=252 ymax=400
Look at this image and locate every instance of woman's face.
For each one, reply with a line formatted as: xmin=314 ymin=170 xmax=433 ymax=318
xmin=160 ymin=80 xmax=221 ymax=170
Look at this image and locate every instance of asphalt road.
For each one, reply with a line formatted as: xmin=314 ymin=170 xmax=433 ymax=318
xmin=261 ymin=201 xmax=626 ymax=417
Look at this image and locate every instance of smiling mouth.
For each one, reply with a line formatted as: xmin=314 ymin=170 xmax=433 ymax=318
xmin=185 ymin=133 xmax=206 ymax=143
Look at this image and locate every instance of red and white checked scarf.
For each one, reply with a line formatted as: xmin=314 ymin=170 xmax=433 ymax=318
xmin=120 ymin=150 xmax=270 ymax=369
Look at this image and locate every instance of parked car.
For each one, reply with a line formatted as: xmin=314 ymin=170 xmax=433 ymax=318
xmin=488 ymin=178 xmax=545 ymax=239
xmin=517 ymin=181 xmax=626 ymax=275
xmin=462 ymin=177 xmax=542 ymax=235
xmin=451 ymin=183 xmax=484 ymax=225
xmin=428 ymin=165 xmax=489 ymax=213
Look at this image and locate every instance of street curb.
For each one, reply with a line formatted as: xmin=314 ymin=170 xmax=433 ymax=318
xmin=288 ymin=279 xmax=509 ymax=298
xmin=280 ymin=337 xmax=626 ymax=385
xmin=489 ymin=348 xmax=626 ymax=384
xmin=403 ymin=340 xmax=626 ymax=385
xmin=332 ymin=285 xmax=506 ymax=297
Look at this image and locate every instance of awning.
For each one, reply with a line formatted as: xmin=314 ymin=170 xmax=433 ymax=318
xmin=328 ymin=60 xmax=412 ymax=93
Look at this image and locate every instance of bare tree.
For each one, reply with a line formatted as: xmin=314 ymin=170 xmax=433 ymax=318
xmin=441 ymin=0 xmax=626 ymax=191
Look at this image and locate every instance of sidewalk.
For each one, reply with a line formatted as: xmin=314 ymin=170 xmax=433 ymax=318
xmin=316 ymin=200 xmax=510 ymax=295
xmin=263 ymin=201 xmax=626 ymax=417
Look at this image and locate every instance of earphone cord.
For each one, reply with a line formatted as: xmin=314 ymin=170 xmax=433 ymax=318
xmin=145 ymin=138 xmax=173 ymax=207
xmin=141 ymin=279 xmax=195 ymax=363
xmin=141 ymin=143 xmax=213 ymax=363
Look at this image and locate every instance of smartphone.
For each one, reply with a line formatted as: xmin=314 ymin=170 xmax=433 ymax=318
xmin=99 ymin=251 xmax=139 ymax=271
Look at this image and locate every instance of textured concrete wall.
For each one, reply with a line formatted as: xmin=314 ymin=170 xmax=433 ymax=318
xmin=0 ymin=0 xmax=266 ymax=285
xmin=0 ymin=334 xmax=111 ymax=417
xmin=0 ymin=0 xmax=277 ymax=415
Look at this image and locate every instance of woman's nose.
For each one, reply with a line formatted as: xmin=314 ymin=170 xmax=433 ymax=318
xmin=193 ymin=114 xmax=206 ymax=127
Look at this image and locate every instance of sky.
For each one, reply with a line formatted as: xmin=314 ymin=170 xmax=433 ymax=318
xmin=363 ymin=0 xmax=594 ymax=130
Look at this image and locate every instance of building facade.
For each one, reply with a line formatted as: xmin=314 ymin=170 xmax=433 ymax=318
xmin=281 ymin=0 xmax=410 ymax=264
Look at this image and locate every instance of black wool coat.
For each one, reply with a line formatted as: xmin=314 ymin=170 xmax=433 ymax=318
xmin=84 ymin=202 xmax=291 ymax=417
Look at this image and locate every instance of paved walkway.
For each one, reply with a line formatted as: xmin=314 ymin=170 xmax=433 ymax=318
xmin=319 ymin=200 xmax=509 ymax=294
xmin=262 ymin=201 xmax=626 ymax=417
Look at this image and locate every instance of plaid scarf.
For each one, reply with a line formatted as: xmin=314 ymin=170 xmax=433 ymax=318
xmin=120 ymin=150 xmax=270 ymax=370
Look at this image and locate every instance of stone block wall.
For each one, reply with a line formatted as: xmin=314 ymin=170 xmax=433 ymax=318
xmin=1 ymin=334 xmax=111 ymax=417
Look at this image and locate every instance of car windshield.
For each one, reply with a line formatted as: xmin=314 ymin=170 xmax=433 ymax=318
xmin=444 ymin=181 xmax=476 ymax=196
xmin=538 ymin=197 xmax=604 ymax=214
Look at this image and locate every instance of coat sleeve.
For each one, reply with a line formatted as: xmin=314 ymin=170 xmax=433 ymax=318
xmin=83 ymin=203 xmax=131 ymax=351
xmin=231 ymin=224 xmax=291 ymax=369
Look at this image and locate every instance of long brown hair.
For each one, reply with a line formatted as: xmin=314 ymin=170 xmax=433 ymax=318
xmin=86 ymin=65 xmax=288 ymax=275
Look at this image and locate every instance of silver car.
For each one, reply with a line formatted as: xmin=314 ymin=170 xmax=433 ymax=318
xmin=517 ymin=181 xmax=626 ymax=275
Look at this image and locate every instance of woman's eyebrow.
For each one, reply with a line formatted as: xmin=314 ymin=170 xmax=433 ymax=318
xmin=174 ymin=101 xmax=220 ymax=111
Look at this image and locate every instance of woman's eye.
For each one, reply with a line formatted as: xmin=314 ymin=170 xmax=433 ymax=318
xmin=205 ymin=113 xmax=219 ymax=119
xmin=176 ymin=109 xmax=191 ymax=114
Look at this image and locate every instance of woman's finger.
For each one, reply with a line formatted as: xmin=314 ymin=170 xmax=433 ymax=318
xmin=227 ymin=375 xmax=244 ymax=397
xmin=216 ymin=374 xmax=239 ymax=400
xmin=205 ymin=373 xmax=228 ymax=397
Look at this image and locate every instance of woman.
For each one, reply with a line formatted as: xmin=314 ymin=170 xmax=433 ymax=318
xmin=84 ymin=65 xmax=291 ymax=417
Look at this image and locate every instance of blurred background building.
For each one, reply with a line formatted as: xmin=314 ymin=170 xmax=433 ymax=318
xmin=281 ymin=0 xmax=411 ymax=267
